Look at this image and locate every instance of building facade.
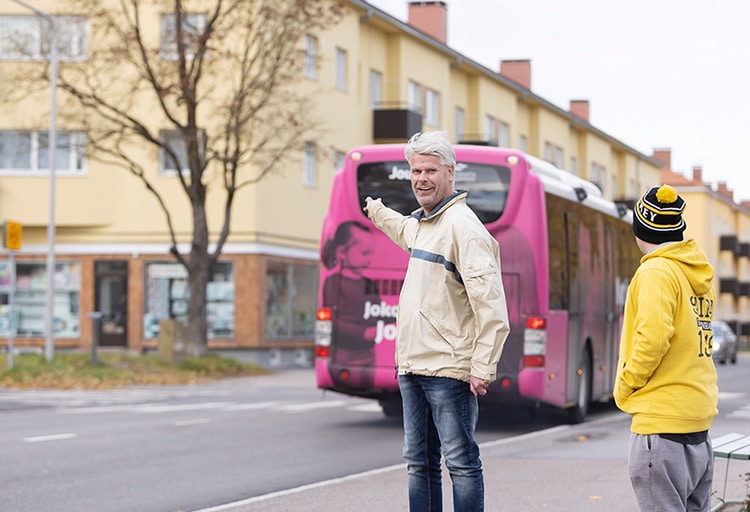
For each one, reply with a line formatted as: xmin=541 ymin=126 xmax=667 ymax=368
xmin=2 ymin=0 xmax=742 ymax=359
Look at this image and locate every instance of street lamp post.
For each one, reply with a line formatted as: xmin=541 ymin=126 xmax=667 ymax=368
xmin=10 ymin=0 xmax=58 ymax=362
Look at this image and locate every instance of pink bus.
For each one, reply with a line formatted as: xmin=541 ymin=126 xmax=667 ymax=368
xmin=315 ymin=143 xmax=641 ymax=422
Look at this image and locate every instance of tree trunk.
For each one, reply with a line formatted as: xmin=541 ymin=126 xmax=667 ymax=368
xmin=186 ymin=196 xmax=211 ymax=356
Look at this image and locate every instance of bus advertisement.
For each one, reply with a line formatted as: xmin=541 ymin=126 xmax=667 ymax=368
xmin=314 ymin=143 xmax=641 ymax=422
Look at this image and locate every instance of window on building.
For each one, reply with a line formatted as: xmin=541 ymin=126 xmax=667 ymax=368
xmin=455 ymin=107 xmax=464 ymax=141
xmin=519 ymin=135 xmax=527 ymax=152
xmin=333 ymin=149 xmax=345 ymax=171
xmin=569 ymin=156 xmax=578 ymax=176
xmin=408 ymin=80 xmax=423 ymax=114
xmin=159 ymin=129 xmax=205 ymax=176
xmin=335 ymin=47 xmax=347 ymax=91
xmin=369 ymin=69 xmax=382 ymax=108
xmin=304 ymin=34 xmax=317 ymax=80
xmin=484 ymin=116 xmax=509 ymax=146
xmin=265 ymin=260 xmax=318 ymax=338
xmin=0 ymin=130 xmax=85 ymax=175
xmin=142 ymin=261 xmax=234 ymax=339
xmin=0 ymin=15 xmax=87 ymax=61
xmin=160 ymin=13 xmax=206 ymax=60
xmin=425 ymin=89 xmax=440 ymax=125
xmin=0 ymin=261 xmax=81 ymax=337
xmin=303 ymin=141 xmax=316 ymax=188
xmin=590 ymin=162 xmax=607 ymax=193
xmin=543 ymin=141 xmax=564 ymax=168
xmin=498 ymin=121 xmax=509 ymax=147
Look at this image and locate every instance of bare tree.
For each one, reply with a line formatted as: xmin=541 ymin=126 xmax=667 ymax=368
xmin=3 ymin=0 xmax=342 ymax=354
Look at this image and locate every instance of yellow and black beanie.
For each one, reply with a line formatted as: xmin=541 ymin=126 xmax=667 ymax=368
xmin=632 ymin=185 xmax=686 ymax=244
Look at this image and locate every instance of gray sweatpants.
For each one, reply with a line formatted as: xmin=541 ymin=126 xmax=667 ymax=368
xmin=628 ymin=433 xmax=714 ymax=512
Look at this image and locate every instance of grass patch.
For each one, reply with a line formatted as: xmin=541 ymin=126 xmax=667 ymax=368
xmin=0 ymin=352 xmax=269 ymax=390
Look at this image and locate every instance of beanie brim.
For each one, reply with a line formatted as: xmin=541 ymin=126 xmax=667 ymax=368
xmin=632 ymin=217 xmax=684 ymax=244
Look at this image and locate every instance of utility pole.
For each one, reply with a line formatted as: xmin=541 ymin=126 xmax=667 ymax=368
xmin=9 ymin=0 xmax=58 ymax=361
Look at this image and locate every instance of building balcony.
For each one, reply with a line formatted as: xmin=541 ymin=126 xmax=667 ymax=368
xmin=373 ymin=105 xmax=422 ymax=142
xmin=457 ymin=134 xmax=498 ymax=146
xmin=719 ymin=277 xmax=739 ymax=296
xmin=720 ymin=234 xmax=739 ymax=253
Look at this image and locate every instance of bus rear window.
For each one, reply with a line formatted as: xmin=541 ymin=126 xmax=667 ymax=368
xmin=356 ymin=160 xmax=510 ymax=224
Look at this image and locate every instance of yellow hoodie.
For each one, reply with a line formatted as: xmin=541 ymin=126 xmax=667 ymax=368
xmin=613 ymin=238 xmax=718 ymax=434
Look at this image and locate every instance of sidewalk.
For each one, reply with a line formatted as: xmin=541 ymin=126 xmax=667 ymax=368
xmin=195 ymin=413 xmax=748 ymax=512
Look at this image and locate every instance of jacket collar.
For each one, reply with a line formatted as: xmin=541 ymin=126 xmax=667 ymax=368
xmin=411 ymin=190 xmax=468 ymax=220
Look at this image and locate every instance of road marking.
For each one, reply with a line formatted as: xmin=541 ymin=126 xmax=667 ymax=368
xmin=23 ymin=433 xmax=77 ymax=443
xmin=718 ymin=392 xmax=747 ymax=400
xmin=277 ymin=400 xmax=348 ymax=413
xmin=175 ymin=418 xmax=210 ymax=427
xmin=348 ymin=403 xmax=383 ymax=413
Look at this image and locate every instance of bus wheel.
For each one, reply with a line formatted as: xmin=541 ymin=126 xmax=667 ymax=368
xmin=380 ymin=396 xmax=403 ymax=418
xmin=566 ymin=350 xmax=591 ymax=424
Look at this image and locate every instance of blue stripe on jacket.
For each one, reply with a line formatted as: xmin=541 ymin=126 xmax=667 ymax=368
xmin=409 ymin=248 xmax=463 ymax=284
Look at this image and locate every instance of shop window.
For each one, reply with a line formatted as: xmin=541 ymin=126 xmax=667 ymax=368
xmin=265 ymin=261 xmax=317 ymax=338
xmin=142 ymin=261 xmax=234 ymax=339
xmin=0 ymin=260 xmax=80 ymax=337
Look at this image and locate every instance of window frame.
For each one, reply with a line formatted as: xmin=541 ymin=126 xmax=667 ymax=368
xmin=0 ymin=15 xmax=88 ymax=62
xmin=158 ymin=129 xmax=205 ymax=177
xmin=369 ymin=69 xmax=382 ymax=108
xmin=302 ymin=141 xmax=316 ymax=188
xmin=335 ymin=47 xmax=347 ymax=91
xmin=0 ymin=130 xmax=86 ymax=175
xmin=160 ymin=12 xmax=207 ymax=61
xmin=304 ymin=34 xmax=317 ymax=80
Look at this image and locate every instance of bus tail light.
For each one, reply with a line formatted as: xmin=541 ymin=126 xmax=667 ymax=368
xmin=523 ymin=315 xmax=547 ymax=367
xmin=315 ymin=307 xmax=332 ymax=359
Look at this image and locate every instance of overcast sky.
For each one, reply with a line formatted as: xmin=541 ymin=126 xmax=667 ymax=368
xmin=367 ymin=0 xmax=750 ymax=201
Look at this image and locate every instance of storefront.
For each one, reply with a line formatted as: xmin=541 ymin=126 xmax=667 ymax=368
xmin=0 ymin=252 xmax=319 ymax=353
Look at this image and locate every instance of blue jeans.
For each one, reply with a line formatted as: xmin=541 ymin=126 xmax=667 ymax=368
xmin=399 ymin=374 xmax=483 ymax=512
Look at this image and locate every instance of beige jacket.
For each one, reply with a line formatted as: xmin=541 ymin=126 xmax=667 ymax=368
xmin=367 ymin=191 xmax=510 ymax=382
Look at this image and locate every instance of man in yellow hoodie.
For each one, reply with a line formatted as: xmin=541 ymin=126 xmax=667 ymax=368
xmin=614 ymin=185 xmax=718 ymax=512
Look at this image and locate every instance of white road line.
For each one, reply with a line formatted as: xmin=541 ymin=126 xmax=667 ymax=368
xmin=23 ymin=433 xmax=77 ymax=443
xmin=277 ymin=400 xmax=348 ymax=413
xmin=175 ymin=418 xmax=210 ymax=427
xmin=718 ymin=392 xmax=747 ymax=400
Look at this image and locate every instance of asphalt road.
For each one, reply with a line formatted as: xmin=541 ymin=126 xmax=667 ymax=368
xmin=0 ymin=353 xmax=747 ymax=512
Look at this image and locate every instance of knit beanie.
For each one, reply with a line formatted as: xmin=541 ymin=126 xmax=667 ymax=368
xmin=632 ymin=185 xmax=686 ymax=244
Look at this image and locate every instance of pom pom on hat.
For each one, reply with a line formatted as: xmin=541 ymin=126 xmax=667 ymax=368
xmin=632 ymin=185 xmax=686 ymax=244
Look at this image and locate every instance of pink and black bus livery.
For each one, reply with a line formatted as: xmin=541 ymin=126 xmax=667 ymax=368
xmin=315 ymin=144 xmax=641 ymax=422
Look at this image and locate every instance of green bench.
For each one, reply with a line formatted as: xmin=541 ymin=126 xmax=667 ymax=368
xmin=711 ymin=433 xmax=750 ymax=512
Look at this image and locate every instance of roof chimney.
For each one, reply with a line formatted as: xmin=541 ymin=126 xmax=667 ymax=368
xmin=499 ymin=59 xmax=531 ymax=90
xmin=652 ymin=148 xmax=671 ymax=170
xmin=569 ymin=100 xmax=590 ymax=122
xmin=408 ymin=1 xmax=448 ymax=45
xmin=692 ymin=166 xmax=703 ymax=184
xmin=717 ymin=182 xmax=733 ymax=200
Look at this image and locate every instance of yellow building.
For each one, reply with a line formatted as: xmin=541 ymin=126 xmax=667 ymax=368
xmin=1 ymin=1 xmax=671 ymax=361
xmin=659 ymin=151 xmax=750 ymax=341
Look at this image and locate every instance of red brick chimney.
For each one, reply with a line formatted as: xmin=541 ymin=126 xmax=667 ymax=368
xmin=408 ymin=1 xmax=448 ymax=45
xmin=499 ymin=59 xmax=531 ymax=90
xmin=692 ymin=166 xmax=703 ymax=184
xmin=569 ymin=100 xmax=590 ymax=122
xmin=717 ymin=181 xmax=733 ymax=200
xmin=652 ymin=148 xmax=671 ymax=170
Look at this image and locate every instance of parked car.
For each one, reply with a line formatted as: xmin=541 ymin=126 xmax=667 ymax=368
xmin=712 ymin=320 xmax=738 ymax=365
